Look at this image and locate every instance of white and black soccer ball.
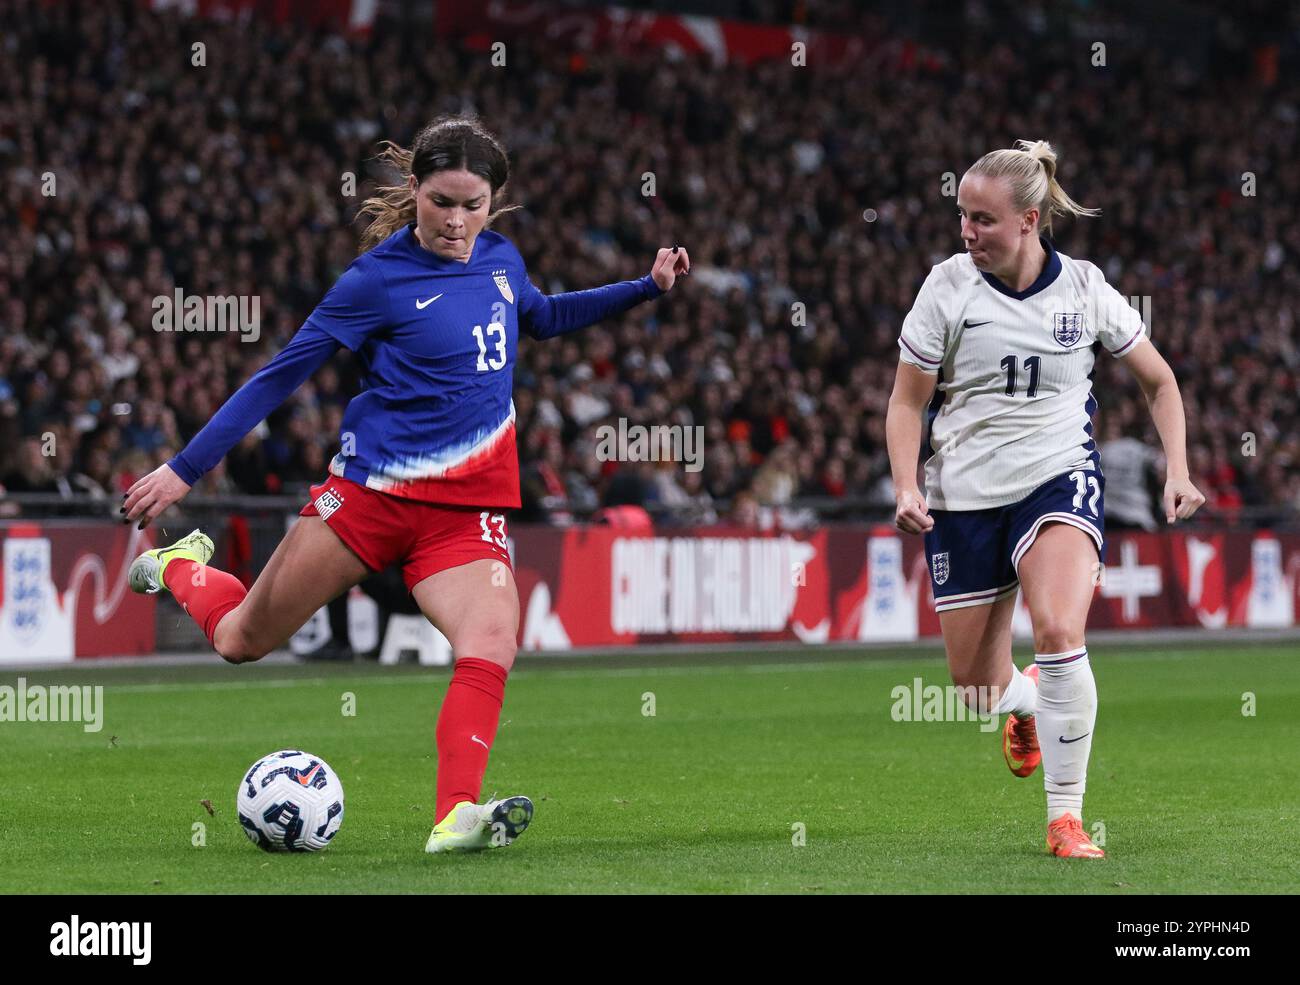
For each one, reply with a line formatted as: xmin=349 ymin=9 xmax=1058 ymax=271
xmin=237 ymin=750 xmax=344 ymax=852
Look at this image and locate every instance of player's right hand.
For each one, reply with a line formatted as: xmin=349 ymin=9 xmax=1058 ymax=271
xmin=650 ymin=246 xmax=690 ymax=292
xmin=894 ymin=488 xmax=934 ymax=534
xmin=122 ymin=463 xmax=192 ymax=530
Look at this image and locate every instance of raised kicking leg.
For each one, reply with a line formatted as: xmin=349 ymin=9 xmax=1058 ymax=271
xmin=937 ymin=591 xmax=1043 ymax=776
xmin=128 ymin=519 xmax=370 ymax=663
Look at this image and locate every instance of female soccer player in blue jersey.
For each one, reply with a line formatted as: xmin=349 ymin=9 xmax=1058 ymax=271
xmin=123 ymin=117 xmax=690 ymax=853
xmin=886 ymin=140 xmax=1205 ymax=858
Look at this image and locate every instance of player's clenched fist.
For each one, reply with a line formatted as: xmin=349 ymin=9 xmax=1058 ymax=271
xmin=895 ymin=488 xmax=934 ymax=534
xmin=1163 ymin=476 xmax=1206 ymax=524
xmin=651 ymin=246 xmax=690 ymax=292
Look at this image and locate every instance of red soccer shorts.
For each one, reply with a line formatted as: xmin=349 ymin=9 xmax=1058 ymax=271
xmin=298 ymin=475 xmax=512 ymax=593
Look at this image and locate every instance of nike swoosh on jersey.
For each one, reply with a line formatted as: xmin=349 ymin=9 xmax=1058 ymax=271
xmin=415 ymin=293 xmax=444 ymax=309
xmin=962 ymin=319 xmax=992 ymax=329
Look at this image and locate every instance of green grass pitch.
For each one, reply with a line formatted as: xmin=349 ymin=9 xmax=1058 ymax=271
xmin=2 ymin=643 xmax=1296 ymax=894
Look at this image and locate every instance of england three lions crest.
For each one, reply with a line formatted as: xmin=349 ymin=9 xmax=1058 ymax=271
xmin=931 ymin=552 xmax=949 ymax=586
xmin=1053 ymin=312 xmax=1084 ymax=347
xmin=492 ymin=269 xmax=514 ymax=305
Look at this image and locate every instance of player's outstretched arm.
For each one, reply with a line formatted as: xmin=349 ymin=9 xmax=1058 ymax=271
xmin=886 ymin=360 xmax=938 ymax=534
xmin=1118 ymin=336 xmax=1206 ymax=524
xmin=520 ymin=246 xmax=689 ymax=341
xmin=121 ymin=326 xmax=340 ymax=529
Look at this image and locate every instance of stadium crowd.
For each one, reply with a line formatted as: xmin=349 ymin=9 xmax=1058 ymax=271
xmin=2 ymin=0 xmax=1298 ymax=526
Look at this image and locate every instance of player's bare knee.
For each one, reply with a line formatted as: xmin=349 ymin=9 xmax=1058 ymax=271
xmin=217 ymin=642 xmax=253 ymax=664
xmin=457 ymin=624 xmax=517 ymax=669
xmin=1033 ymin=622 xmax=1083 ymax=655
xmin=216 ymin=625 xmax=265 ymax=664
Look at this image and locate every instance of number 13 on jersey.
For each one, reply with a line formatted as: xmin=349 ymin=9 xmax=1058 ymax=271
xmin=472 ymin=324 xmax=506 ymax=371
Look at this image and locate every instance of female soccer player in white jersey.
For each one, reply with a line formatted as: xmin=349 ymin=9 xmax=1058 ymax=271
xmin=121 ymin=117 xmax=690 ymax=854
xmin=885 ymin=139 xmax=1205 ymax=858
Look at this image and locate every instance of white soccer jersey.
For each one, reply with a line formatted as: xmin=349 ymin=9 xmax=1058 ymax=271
xmin=897 ymin=240 xmax=1147 ymax=510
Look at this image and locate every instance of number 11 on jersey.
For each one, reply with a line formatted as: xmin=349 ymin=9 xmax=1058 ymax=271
xmin=1069 ymin=469 xmax=1100 ymax=516
xmin=1000 ymin=354 xmax=1041 ymax=397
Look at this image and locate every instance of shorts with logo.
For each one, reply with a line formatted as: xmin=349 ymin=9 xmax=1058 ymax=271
xmin=923 ymin=469 xmax=1106 ymax=612
xmin=299 ymin=475 xmax=512 ymax=593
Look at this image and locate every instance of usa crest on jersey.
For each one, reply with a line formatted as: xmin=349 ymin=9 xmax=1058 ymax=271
xmin=314 ymin=487 xmax=344 ymax=521
xmin=1052 ymin=312 xmax=1084 ymax=347
xmin=492 ymin=269 xmax=514 ymax=305
xmin=931 ymin=552 xmax=949 ymax=586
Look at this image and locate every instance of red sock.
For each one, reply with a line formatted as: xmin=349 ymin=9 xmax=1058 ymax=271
xmin=435 ymin=657 xmax=509 ymax=823
xmin=164 ymin=561 xmax=247 ymax=648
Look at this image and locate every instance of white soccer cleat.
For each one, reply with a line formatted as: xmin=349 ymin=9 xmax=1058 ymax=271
xmin=128 ymin=528 xmax=214 ymax=595
xmin=424 ymin=796 xmax=534 ymax=854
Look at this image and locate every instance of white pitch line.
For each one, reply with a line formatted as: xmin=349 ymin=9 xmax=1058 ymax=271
xmin=95 ymin=659 xmax=894 ymax=694
xmin=108 ymin=677 xmax=337 ymax=694
xmin=36 ymin=647 xmax=1212 ymax=696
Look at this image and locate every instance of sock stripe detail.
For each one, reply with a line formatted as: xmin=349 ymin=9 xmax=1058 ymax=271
xmin=1035 ymin=646 xmax=1088 ymax=666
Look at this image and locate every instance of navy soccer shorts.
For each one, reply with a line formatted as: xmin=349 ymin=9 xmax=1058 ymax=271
xmin=923 ymin=469 xmax=1106 ymax=612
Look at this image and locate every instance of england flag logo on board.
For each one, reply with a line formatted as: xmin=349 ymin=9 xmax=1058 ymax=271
xmin=493 ymin=269 xmax=514 ymax=305
xmin=1053 ymin=312 xmax=1084 ymax=347
xmin=932 ymin=552 xmax=950 ymax=586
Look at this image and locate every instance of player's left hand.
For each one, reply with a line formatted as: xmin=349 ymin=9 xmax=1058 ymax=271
xmin=651 ymin=246 xmax=690 ymax=292
xmin=1163 ymin=476 xmax=1206 ymax=524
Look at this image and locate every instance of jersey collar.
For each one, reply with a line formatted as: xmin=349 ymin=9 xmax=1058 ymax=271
xmin=979 ymin=236 xmax=1061 ymax=300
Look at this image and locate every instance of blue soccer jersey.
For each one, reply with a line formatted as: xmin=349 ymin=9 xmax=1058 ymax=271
xmin=168 ymin=225 xmax=662 ymax=507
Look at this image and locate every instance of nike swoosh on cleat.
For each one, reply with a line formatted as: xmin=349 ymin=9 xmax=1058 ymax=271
xmin=1059 ymin=732 xmax=1091 ymax=743
xmin=415 ymin=293 xmax=444 ymax=309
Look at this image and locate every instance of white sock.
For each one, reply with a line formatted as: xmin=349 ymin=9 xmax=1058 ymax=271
xmin=1035 ymin=647 xmax=1097 ymax=822
xmin=991 ymin=664 xmax=1038 ymax=719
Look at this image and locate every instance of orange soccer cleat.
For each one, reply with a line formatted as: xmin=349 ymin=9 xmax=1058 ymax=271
xmin=1002 ymin=663 xmax=1041 ymax=777
xmin=1046 ymin=815 xmax=1106 ymax=859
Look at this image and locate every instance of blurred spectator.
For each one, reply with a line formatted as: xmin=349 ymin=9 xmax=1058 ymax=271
xmin=1098 ymin=418 xmax=1162 ymax=531
xmin=727 ymin=489 xmax=762 ymax=529
xmin=1 ymin=436 xmax=63 ymax=495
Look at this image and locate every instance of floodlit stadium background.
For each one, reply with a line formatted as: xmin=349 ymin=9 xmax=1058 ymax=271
xmin=2 ymin=0 xmax=1298 ymax=662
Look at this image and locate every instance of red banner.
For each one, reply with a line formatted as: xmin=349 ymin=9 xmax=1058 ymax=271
xmin=511 ymin=526 xmax=1300 ymax=648
xmin=0 ymin=523 xmax=157 ymax=662
xmin=434 ymin=0 xmax=871 ymax=67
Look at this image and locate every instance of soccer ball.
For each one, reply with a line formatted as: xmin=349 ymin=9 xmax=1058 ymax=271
xmin=237 ymin=750 xmax=345 ymax=852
